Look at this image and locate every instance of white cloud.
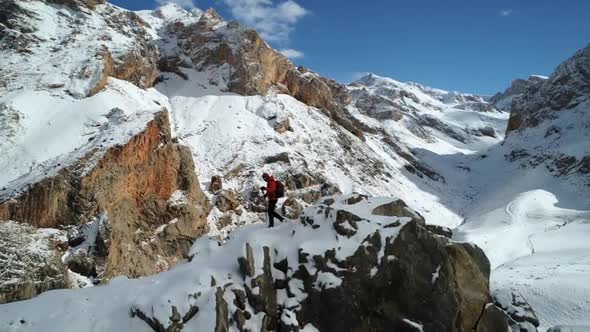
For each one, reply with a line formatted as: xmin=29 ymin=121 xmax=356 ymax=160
xmin=156 ymin=0 xmax=196 ymax=9
xmin=222 ymin=0 xmax=308 ymax=43
xmin=280 ymin=49 xmax=304 ymax=59
xmin=500 ymin=9 xmax=513 ymax=17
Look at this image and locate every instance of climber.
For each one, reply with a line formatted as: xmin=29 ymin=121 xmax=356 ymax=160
xmin=260 ymin=172 xmax=285 ymax=227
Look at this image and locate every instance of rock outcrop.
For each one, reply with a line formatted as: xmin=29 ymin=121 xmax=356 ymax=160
xmin=489 ymin=75 xmax=546 ymax=112
xmin=151 ymin=8 xmax=366 ymax=139
xmin=506 ymin=45 xmax=590 ymax=134
xmin=0 ymin=222 xmax=66 ymax=304
xmin=501 ymin=44 xmax=590 ymax=180
xmin=125 ymin=195 xmax=511 ymax=332
xmin=0 ymin=111 xmax=210 ymax=301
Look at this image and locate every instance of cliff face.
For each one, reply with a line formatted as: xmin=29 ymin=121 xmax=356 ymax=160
xmin=500 ymin=45 xmax=590 ymax=180
xmin=507 ymin=45 xmax=590 ymax=134
xmin=489 ymin=75 xmax=547 ymax=112
xmin=0 ymin=111 xmax=210 ymax=301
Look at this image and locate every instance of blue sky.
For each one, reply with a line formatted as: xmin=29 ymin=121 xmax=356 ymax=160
xmin=112 ymin=0 xmax=590 ymax=95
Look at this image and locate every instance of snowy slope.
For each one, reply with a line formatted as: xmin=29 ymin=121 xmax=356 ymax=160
xmin=0 ymin=0 xmax=168 ymax=194
xmin=154 ymin=70 xmax=483 ymax=229
xmin=452 ymin=76 xmax=590 ymax=329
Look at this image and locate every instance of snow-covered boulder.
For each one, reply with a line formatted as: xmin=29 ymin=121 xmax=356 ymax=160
xmin=0 ymin=221 xmax=66 ymax=304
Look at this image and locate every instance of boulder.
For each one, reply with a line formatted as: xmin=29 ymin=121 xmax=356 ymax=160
xmin=475 ymin=304 xmax=511 ymax=332
xmin=0 ymin=221 xmax=67 ymax=304
xmin=273 ymin=117 xmax=292 ymax=134
xmin=209 ymin=175 xmax=223 ymax=192
xmin=67 ymin=253 xmax=97 ymax=278
xmin=293 ymin=215 xmax=508 ymax=332
xmin=371 ymin=199 xmax=425 ymax=224
xmin=215 ymin=287 xmax=229 ymax=332
xmin=494 ymin=289 xmax=540 ymax=331
xmin=215 ymin=190 xmax=241 ymax=212
xmin=237 ymin=243 xmax=255 ymax=279
xmin=344 ymin=193 xmax=368 ymax=205
xmin=425 ymin=224 xmax=453 ymax=238
xmin=281 ymin=197 xmax=304 ymax=219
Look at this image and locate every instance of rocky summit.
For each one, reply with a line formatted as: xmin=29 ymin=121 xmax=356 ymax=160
xmin=0 ymin=0 xmax=589 ymax=331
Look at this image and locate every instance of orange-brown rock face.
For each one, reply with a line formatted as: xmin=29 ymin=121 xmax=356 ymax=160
xmin=86 ymin=9 xmax=159 ymax=96
xmin=163 ymin=11 xmax=364 ymax=139
xmin=0 ymin=111 xmax=210 ymax=278
xmin=168 ymin=10 xmax=351 ymax=112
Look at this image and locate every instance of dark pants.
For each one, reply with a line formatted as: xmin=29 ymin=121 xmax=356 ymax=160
xmin=267 ymin=199 xmax=284 ymax=227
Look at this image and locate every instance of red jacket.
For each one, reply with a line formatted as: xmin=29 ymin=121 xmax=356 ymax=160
xmin=264 ymin=176 xmax=278 ymax=200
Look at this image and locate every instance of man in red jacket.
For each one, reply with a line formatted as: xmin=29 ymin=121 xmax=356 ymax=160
xmin=260 ymin=173 xmax=285 ymax=227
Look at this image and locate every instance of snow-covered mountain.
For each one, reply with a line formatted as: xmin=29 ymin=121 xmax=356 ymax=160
xmin=0 ymin=0 xmax=589 ymax=331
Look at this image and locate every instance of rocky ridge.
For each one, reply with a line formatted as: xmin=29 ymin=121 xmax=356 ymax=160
xmin=0 ymin=194 xmax=514 ymax=332
xmin=501 ymin=45 xmax=590 ymax=181
xmin=489 ymin=75 xmax=547 ymax=112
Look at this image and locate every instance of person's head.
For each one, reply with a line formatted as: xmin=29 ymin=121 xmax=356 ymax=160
xmin=262 ymin=173 xmax=270 ymax=181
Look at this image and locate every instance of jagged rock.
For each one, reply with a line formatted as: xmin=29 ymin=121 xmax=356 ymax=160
xmin=264 ymin=153 xmax=291 ymax=165
xmin=237 ymin=243 xmax=255 ymax=279
xmin=0 ymin=111 xmax=211 ymax=289
xmin=344 ymin=193 xmax=368 ymax=205
xmin=215 ymin=190 xmax=241 ymax=212
xmin=209 ymin=175 xmax=223 ymax=192
xmin=281 ymin=197 xmax=304 ymax=219
xmin=232 ymin=289 xmax=247 ymax=311
xmin=333 ymin=209 xmax=361 ymax=237
xmin=371 ymin=199 xmax=425 ymax=224
xmin=215 ymin=287 xmax=229 ymax=332
xmin=67 ymin=253 xmax=97 ymax=278
xmin=425 ymin=224 xmax=453 ymax=238
xmin=273 ymin=117 xmax=292 ymax=134
xmin=232 ymin=309 xmax=246 ymax=331
xmin=293 ymin=212 xmax=507 ymax=332
xmin=472 ymin=126 xmax=497 ymax=138
xmin=285 ymin=173 xmax=317 ymax=190
xmin=475 ymin=304 xmax=511 ymax=332
xmin=319 ymin=183 xmax=341 ymax=197
xmin=131 ymin=303 xmax=199 ymax=332
xmin=245 ymin=246 xmax=277 ymax=331
xmin=0 ymin=196 xmax=510 ymax=331
xmin=0 ymin=221 xmax=66 ymax=304
xmin=494 ymin=289 xmax=540 ymax=331
xmin=217 ymin=214 xmax=233 ymax=229
xmin=279 ymin=309 xmax=300 ymax=332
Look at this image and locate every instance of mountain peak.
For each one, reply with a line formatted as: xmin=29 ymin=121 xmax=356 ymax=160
xmin=353 ymin=73 xmax=403 ymax=88
xmin=154 ymin=2 xmax=197 ymax=21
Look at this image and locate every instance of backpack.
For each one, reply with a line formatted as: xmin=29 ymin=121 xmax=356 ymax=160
xmin=276 ymin=180 xmax=285 ymax=198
